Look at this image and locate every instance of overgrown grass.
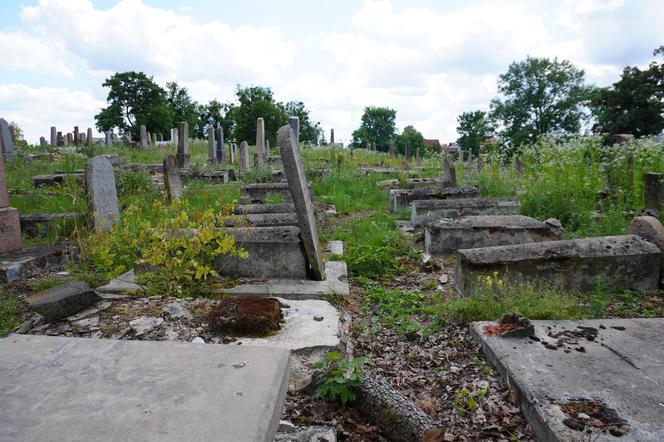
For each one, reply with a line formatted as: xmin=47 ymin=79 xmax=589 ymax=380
xmin=0 ymin=292 xmax=21 ymax=337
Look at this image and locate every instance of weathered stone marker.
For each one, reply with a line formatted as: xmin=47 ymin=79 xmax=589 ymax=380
xmin=66 ymin=133 xmax=73 ymax=145
xmin=85 ymin=156 xmax=120 ymax=233
xmin=0 ymin=147 xmax=21 ymax=252
xmin=73 ymin=126 xmax=80 ymax=145
xmin=390 ymin=186 xmax=480 ymax=212
xmin=265 ymin=139 xmax=270 ymax=156
xmin=86 ymin=128 xmax=93 ymax=146
xmin=215 ymin=127 xmax=225 ymax=162
xmin=443 ymin=152 xmax=457 ymax=187
xmin=644 ymin=172 xmax=663 ymax=213
xmin=230 ymin=143 xmax=236 ymax=164
xmin=0 ymin=118 xmax=15 ymax=157
xmin=207 ymin=127 xmax=216 ymax=162
xmin=629 ymin=215 xmax=664 ymax=287
xmin=515 ymin=156 xmax=524 ymax=176
xmin=288 ymin=116 xmax=300 ymax=147
xmin=105 ymin=131 xmax=111 ymax=146
xmin=163 ymin=155 xmax=183 ymax=201
xmin=80 ymin=134 xmax=87 ymax=145
xmin=256 ymin=117 xmax=266 ymax=166
xmin=156 ymin=133 xmax=163 ymax=142
xmin=330 ymin=128 xmax=335 ymax=145
xmin=239 ymin=141 xmax=249 ymax=172
xmin=411 ymin=198 xmax=520 ymax=227
xmin=176 ymin=122 xmax=189 ymax=168
xmin=278 ymin=124 xmax=325 ymax=280
xmin=39 ymin=137 xmax=47 ymax=147
xmin=56 ymin=131 xmax=64 ymax=146
xmin=26 ymin=281 xmax=100 ymax=321
xmin=50 ymin=126 xmax=57 ymax=146
xmin=456 ymin=235 xmax=661 ymax=296
xmin=140 ymin=125 xmax=148 ymax=149
xmin=170 ymin=127 xmax=178 ymax=146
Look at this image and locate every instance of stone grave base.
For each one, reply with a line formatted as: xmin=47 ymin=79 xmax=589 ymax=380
xmin=471 ymin=318 xmax=664 ymax=441
xmin=411 ymin=198 xmax=520 ymax=226
xmin=0 ymin=334 xmax=290 ymax=442
xmin=97 ymin=261 xmax=350 ymax=300
xmin=456 ymin=235 xmax=660 ymax=296
xmin=0 ymin=243 xmax=73 ymax=283
xmin=425 ymin=215 xmax=559 ymax=255
xmin=390 ymin=186 xmax=480 ymax=212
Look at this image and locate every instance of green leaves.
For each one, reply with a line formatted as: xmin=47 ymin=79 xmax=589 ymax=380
xmin=313 ymin=352 xmax=373 ymax=405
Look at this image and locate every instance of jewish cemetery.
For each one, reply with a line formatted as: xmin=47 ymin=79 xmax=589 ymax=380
xmin=1 ymin=2 xmax=664 ymax=441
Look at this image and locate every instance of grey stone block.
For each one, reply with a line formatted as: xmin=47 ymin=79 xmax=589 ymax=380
xmin=225 ymin=212 xmax=298 ymax=227
xmin=390 ymin=186 xmax=480 ymax=212
xmin=234 ymin=203 xmax=295 ymax=214
xmin=85 ymin=156 xmax=119 ymax=233
xmin=456 ymin=235 xmax=661 ymax=295
xmin=25 ymin=281 xmax=100 ymax=321
xmin=411 ymin=198 xmax=520 ymax=226
xmin=425 ymin=215 xmax=560 ymax=255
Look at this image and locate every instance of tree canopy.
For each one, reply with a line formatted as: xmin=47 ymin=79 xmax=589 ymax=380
xmin=351 ymin=106 xmax=397 ymax=151
xmin=490 ymin=57 xmax=590 ymax=148
xmin=395 ymin=125 xmax=426 ymax=156
xmin=456 ymin=110 xmax=493 ymax=156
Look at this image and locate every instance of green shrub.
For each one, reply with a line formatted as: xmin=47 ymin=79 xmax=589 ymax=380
xmin=313 ymin=352 xmax=372 ymax=405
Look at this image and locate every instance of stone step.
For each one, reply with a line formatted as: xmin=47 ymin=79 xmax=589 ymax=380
xmin=425 ymin=215 xmax=560 ymax=255
xmin=456 ymin=235 xmax=661 ymax=295
xmin=411 ymin=198 xmax=519 ymax=226
xmin=389 ymin=186 xmax=480 ymax=212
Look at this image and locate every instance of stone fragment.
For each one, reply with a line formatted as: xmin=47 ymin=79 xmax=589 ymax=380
xmin=129 ymin=316 xmax=164 ymax=337
xmin=85 ymin=156 xmax=120 ymax=233
xmin=443 ymin=152 xmax=457 ymax=187
xmin=72 ymin=316 xmax=100 ymax=333
xmin=278 ymin=124 xmax=325 ymax=280
xmin=628 ymin=215 xmax=664 ymax=286
xmin=163 ymin=155 xmax=183 ymax=201
xmin=163 ymin=301 xmax=193 ymax=321
xmin=26 ymin=281 xmax=100 ymax=322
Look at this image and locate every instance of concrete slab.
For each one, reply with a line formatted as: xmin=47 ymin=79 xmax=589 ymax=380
xmin=390 ymin=186 xmax=480 ymax=212
xmin=456 ymin=235 xmax=661 ymax=295
xmin=471 ymin=318 xmax=664 ymax=442
xmin=237 ymin=298 xmax=340 ymax=352
xmin=425 ymin=215 xmax=560 ymax=255
xmin=411 ymin=198 xmax=520 ymax=227
xmin=97 ymin=261 xmax=350 ymax=300
xmin=0 ymin=334 xmax=290 ymax=442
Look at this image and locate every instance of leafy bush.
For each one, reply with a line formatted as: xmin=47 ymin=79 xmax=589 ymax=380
xmin=314 ymin=352 xmax=372 ymax=405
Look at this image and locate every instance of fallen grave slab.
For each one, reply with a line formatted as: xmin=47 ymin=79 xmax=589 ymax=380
xmin=471 ymin=318 xmax=664 ymax=441
xmin=456 ymin=235 xmax=660 ymax=296
xmin=97 ymin=261 xmax=350 ymax=300
xmin=411 ymin=198 xmax=520 ymax=227
xmin=32 ymin=173 xmax=84 ymax=187
xmin=379 ymin=177 xmax=454 ymax=190
xmin=425 ymin=215 xmax=560 ymax=255
xmin=390 ymin=186 xmax=480 ymax=212
xmin=0 ymin=334 xmax=290 ymax=442
xmin=26 ymin=281 xmax=100 ymax=321
xmin=0 ymin=243 xmax=73 ymax=283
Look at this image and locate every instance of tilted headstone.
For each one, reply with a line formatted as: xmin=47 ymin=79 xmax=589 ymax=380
xmin=239 ymin=141 xmax=249 ymax=172
xmin=207 ymin=127 xmax=216 ymax=162
xmin=645 ymin=172 xmax=663 ymax=213
xmin=330 ymin=128 xmax=335 ymax=145
xmin=85 ymin=156 xmax=120 ymax=233
xmin=256 ymin=117 xmax=266 ymax=166
xmin=39 ymin=137 xmax=47 ymax=147
xmin=50 ymin=126 xmax=57 ymax=146
xmin=0 ymin=118 xmax=15 ymax=157
xmin=278 ymin=125 xmax=325 ymax=280
xmin=105 ymin=131 xmax=112 ymax=147
xmin=215 ymin=127 xmax=225 ymax=162
xmin=86 ymin=128 xmax=93 ymax=146
xmin=140 ymin=125 xmax=148 ymax=149
xmin=0 ymin=149 xmax=21 ymax=252
xmin=230 ymin=143 xmax=236 ymax=164
xmin=176 ymin=122 xmax=189 ymax=168
xmin=163 ymin=155 xmax=183 ymax=201
xmin=443 ymin=152 xmax=457 ymax=187
xmin=73 ymin=126 xmax=80 ymax=145
xmin=57 ymin=132 xmax=64 ymax=147
xmin=288 ymin=116 xmax=300 ymax=147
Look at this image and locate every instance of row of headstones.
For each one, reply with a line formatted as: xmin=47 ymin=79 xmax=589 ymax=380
xmin=42 ymin=126 xmax=96 ymax=148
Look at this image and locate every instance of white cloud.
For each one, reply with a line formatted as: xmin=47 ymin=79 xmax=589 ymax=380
xmin=0 ymin=31 xmax=74 ymax=78
xmin=0 ymin=84 xmax=105 ymax=143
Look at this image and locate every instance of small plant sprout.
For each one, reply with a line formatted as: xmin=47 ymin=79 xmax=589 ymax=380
xmin=313 ymin=352 xmax=373 ymax=405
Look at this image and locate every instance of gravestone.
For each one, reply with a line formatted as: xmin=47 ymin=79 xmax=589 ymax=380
xmin=288 ymin=116 xmax=300 ymax=147
xmin=515 ymin=156 xmax=524 ymax=177
xmin=170 ymin=128 xmax=178 ymax=146
xmin=80 ymin=134 xmax=87 ymax=145
xmin=330 ymin=128 xmax=335 ymax=145
xmin=57 ymin=132 xmax=64 ymax=146
xmin=50 ymin=126 xmax=57 ymax=146
xmin=239 ymin=141 xmax=249 ymax=172
xmin=66 ymin=133 xmax=73 ymax=145
xmin=156 ymin=133 xmax=163 ymax=142
xmin=215 ymin=127 xmax=225 ymax=162
xmin=0 ymin=118 xmax=15 ymax=157
xmin=0 ymin=148 xmax=21 ymax=252
xmin=256 ymin=117 xmax=266 ymax=166
xmin=140 ymin=125 xmax=148 ymax=149
xmin=645 ymin=172 xmax=663 ymax=213
xmin=39 ymin=137 xmax=47 ymax=147
xmin=416 ymin=147 xmax=421 ymax=166
xmin=443 ymin=152 xmax=457 ymax=187
xmin=230 ymin=143 xmax=236 ymax=164
xmin=73 ymin=126 xmax=80 ymax=146
xmin=176 ymin=122 xmax=189 ymax=168
xmin=86 ymin=128 xmax=92 ymax=146
xmin=278 ymin=124 xmax=325 ymax=280
xmin=266 ymin=139 xmax=270 ymax=156
xmin=85 ymin=156 xmax=120 ymax=233
xmin=207 ymin=127 xmax=216 ymax=163
xmin=163 ymin=155 xmax=183 ymax=201
xmin=105 ymin=131 xmax=111 ymax=147
xmin=112 ymin=132 xmax=118 ymax=143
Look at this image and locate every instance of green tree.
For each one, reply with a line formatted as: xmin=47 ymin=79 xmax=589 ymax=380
xmin=351 ymin=106 xmax=397 ymax=151
xmin=456 ymin=110 xmax=494 ymax=156
xmin=166 ymin=82 xmax=200 ymax=137
xmin=395 ymin=125 xmax=426 ymax=156
xmin=590 ymin=47 xmax=664 ymax=139
xmin=490 ymin=57 xmax=590 ymax=148
xmin=95 ymin=71 xmax=171 ymax=139
xmin=198 ymin=99 xmax=235 ymax=142
xmin=230 ymin=85 xmax=287 ymax=147
xmin=282 ymin=101 xmax=322 ymax=145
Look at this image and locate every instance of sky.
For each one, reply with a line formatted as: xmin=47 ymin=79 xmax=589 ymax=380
xmin=0 ymin=0 xmax=662 ymax=144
